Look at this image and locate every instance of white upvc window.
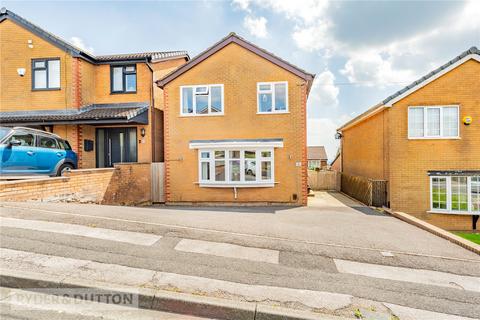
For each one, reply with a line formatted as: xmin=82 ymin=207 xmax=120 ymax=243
xmin=257 ymin=81 xmax=288 ymax=113
xmin=197 ymin=148 xmax=275 ymax=187
xmin=430 ymin=175 xmax=480 ymax=214
xmin=180 ymin=84 xmax=224 ymax=116
xmin=408 ymin=105 xmax=459 ymax=139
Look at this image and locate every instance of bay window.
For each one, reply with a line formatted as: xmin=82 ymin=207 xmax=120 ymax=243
xmin=180 ymin=84 xmax=224 ymax=115
xmin=408 ymin=106 xmax=459 ymax=138
xmin=430 ymin=175 xmax=480 ymax=213
xmin=197 ymin=148 xmax=274 ymax=186
xmin=257 ymin=82 xmax=288 ymax=113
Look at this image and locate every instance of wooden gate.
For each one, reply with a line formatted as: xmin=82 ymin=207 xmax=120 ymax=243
xmin=308 ymin=170 xmax=341 ymax=191
xmin=151 ymin=162 xmax=165 ymax=203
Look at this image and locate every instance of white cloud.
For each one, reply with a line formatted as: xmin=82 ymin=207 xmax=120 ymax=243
xmin=232 ymin=0 xmax=251 ymax=12
xmin=69 ymin=36 xmax=94 ymax=54
xmin=243 ymin=15 xmax=268 ymax=38
xmin=292 ymin=22 xmax=334 ymax=53
xmin=340 ymin=51 xmax=417 ymax=87
xmin=309 ymin=70 xmax=339 ymax=110
xmin=253 ymin=0 xmax=330 ymax=24
xmin=307 ymin=116 xmax=351 ymax=162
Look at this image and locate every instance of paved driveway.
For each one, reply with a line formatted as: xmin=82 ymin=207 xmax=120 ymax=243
xmin=1 ymin=191 xmax=478 ymax=261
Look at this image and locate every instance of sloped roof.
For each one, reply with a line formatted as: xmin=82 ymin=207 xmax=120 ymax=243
xmin=156 ymin=32 xmax=315 ymax=92
xmin=0 ymin=103 xmax=149 ymax=125
xmin=0 ymin=8 xmax=189 ymax=64
xmin=95 ymin=51 xmax=189 ymax=63
xmin=307 ymin=146 xmax=327 ymax=160
xmin=338 ymin=46 xmax=480 ymax=132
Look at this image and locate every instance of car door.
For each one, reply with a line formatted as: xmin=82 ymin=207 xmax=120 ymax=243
xmin=0 ymin=132 xmax=38 ymax=174
xmin=36 ymin=135 xmax=65 ymax=174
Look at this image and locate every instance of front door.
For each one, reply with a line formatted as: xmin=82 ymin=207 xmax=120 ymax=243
xmin=96 ymin=128 xmax=137 ymax=168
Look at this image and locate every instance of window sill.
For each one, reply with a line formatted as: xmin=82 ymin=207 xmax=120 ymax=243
xmin=408 ymin=136 xmax=460 ymax=140
xmin=427 ymin=210 xmax=478 ymax=216
xmin=257 ymin=111 xmax=290 ymax=115
xmin=179 ymin=113 xmax=225 ymax=117
xmin=110 ymin=91 xmax=137 ymax=95
xmin=197 ymin=182 xmax=276 ymax=188
xmin=32 ymin=88 xmax=61 ymax=91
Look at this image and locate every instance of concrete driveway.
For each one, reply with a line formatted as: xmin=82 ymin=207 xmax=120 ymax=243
xmin=1 ymin=191 xmax=478 ymax=261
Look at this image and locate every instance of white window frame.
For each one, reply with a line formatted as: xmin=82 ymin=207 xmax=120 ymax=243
xmin=257 ymin=81 xmax=289 ymax=114
xmin=408 ymin=105 xmax=460 ymax=139
xmin=180 ymin=84 xmax=224 ymax=116
xmin=429 ymin=175 xmax=480 ymax=215
xmin=196 ymin=148 xmax=275 ymax=187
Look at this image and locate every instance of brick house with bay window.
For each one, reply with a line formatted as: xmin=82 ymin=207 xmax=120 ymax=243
xmin=156 ymin=33 xmax=315 ymax=205
xmin=337 ymin=47 xmax=480 ymax=231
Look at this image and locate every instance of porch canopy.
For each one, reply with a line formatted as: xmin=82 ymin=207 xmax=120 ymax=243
xmin=0 ymin=102 xmax=149 ymax=126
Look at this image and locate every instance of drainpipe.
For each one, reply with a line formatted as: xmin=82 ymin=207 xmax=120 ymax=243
xmin=145 ymin=58 xmax=155 ymax=162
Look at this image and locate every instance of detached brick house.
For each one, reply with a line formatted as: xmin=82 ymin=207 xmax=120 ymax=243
xmin=337 ymin=47 xmax=480 ymax=230
xmin=0 ymin=8 xmax=188 ymax=169
xmin=307 ymin=146 xmax=328 ymax=170
xmin=156 ymin=33 xmax=315 ymax=205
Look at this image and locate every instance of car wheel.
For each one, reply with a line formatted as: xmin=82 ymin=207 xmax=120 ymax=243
xmin=57 ymin=163 xmax=73 ymax=176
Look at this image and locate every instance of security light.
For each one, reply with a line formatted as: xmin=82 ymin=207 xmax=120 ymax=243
xmin=17 ymin=68 xmax=26 ymax=77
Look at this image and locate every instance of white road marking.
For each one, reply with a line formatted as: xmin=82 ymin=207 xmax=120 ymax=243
xmin=334 ymin=259 xmax=480 ymax=292
xmin=174 ymin=239 xmax=279 ymax=264
xmin=380 ymin=251 xmax=394 ymax=257
xmin=385 ymin=303 xmax=478 ymax=320
xmin=3 ymin=203 xmax=479 ymax=263
xmin=0 ymin=248 xmax=352 ymax=311
xmin=0 ymin=217 xmax=161 ymax=246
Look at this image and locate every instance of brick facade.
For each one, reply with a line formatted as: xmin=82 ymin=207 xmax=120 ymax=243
xmin=341 ymin=58 xmax=480 ymax=230
xmin=0 ymin=163 xmax=152 ymax=205
xmin=162 ymin=42 xmax=310 ymax=205
xmin=0 ymin=17 xmax=187 ymax=169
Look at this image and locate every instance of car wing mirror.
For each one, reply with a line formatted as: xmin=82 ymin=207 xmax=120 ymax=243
xmin=8 ymin=140 xmax=22 ymax=147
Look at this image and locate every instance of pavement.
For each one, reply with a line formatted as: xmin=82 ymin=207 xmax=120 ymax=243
xmin=0 ymin=191 xmax=479 ymax=319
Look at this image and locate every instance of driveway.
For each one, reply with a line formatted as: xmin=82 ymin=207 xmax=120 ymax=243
xmin=1 ymin=191 xmax=478 ymax=261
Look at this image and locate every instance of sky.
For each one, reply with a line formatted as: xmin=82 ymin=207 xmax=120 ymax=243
xmin=3 ymin=0 xmax=479 ymax=161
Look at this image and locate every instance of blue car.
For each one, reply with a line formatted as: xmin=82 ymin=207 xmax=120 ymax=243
xmin=0 ymin=127 xmax=78 ymax=176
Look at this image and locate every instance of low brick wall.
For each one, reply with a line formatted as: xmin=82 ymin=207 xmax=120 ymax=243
xmin=0 ymin=163 xmax=151 ymax=205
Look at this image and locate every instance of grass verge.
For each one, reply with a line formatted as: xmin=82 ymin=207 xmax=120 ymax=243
xmin=453 ymin=232 xmax=480 ymax=245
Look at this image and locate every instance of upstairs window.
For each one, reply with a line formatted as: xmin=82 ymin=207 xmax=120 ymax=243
xmin=111 ymin=65 xmax=136 ymax=93
xmin=32 ymin=58 xmax=60 ymax=90
xmin=257 ymin=82 xmax=288 ymax=113
xmin=180 ymin=84 xmax=224 ymax=116
xmin=408 ymin=106 xmax=459 ymax=139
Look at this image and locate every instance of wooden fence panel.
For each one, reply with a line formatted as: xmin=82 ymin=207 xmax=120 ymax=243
xmin=151 ymin=162 xmax=165 ymax=203
xmin=308 ymin=170 xmax=340 ymax=191
xmin=341 ymin=173 xmax=387 ymax=207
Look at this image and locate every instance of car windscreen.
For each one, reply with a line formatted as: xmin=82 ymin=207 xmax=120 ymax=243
xmin=0 ymin=127 xmax=12 ymax=142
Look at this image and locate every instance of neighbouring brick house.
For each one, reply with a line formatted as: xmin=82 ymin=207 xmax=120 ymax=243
xmin=156 ymin=33 xmax=315 ymax=205
xmin=307 ymin=146 xmax=328 ymax=170
xmin=0 ymin=8 xmax=188 ymax=169
xmin=337 ymin=47 xmax=480 ymax=231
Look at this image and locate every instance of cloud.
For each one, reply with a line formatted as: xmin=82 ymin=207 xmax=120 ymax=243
xmin=309 ymin=70 xmax=339 ymax=112
xmin=232 ymin=0 xmax=251 ymax=12
xmin=69 ymin=36 xmax=94 ymax=54
xmin=253 ymin=0 xmax=329 ymax=24
xmin=340 ymin=51 xmax=417 ymax=87
xmin=243 ymin=15 xmax=268 ymax=38
xmin=307 ymin=115 xmax=351 ymax=162
xmin=235 ymin=0 xmax=478 ymax=88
